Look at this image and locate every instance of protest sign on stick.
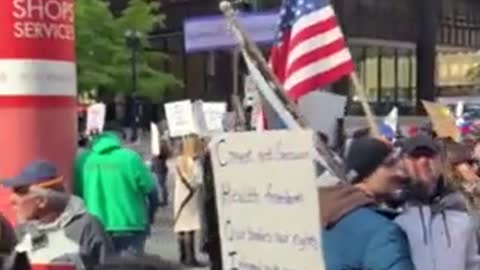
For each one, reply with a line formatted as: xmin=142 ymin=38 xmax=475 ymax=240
xmin=203 ymin=102 xmax=227 ymax=132
xmin=209 ymin=130 xmax=326 ymax=270
xmin=164 ymin=100 xmax=198 ymax=137
xmin=86 ymin=103 xmax=106 ymax=135
xmin=193 ymin=101 xmax=227 ymax=135
xmin=150 ymin=122 xmax=160 ymax=156
xmin=422 ymin=100 xmax=460 ymax=141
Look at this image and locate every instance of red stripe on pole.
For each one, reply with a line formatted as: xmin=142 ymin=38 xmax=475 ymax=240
xmin=0 ymin=96 xmax=76 ymax=107
xmin=0 ymin=40 xmax=75 ymax=61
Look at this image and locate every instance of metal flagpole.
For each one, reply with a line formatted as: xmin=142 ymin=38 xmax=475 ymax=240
xmin=350 ymin=73 xmax=381 ymax=137
xmin=231 ymin=47 xmax=247 ymax=130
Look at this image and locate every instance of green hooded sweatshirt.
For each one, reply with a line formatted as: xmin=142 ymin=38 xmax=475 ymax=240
xmin=74 ymin=133 xmax=154 ymax=232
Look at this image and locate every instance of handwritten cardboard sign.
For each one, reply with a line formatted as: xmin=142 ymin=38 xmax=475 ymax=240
xmin=86 ymin=103 xmax=106 ymax=134
xmin=164 ymin=100 xmax=198 ymax=137
xmin=209 ymin=130 xmax=326 ymax=270
xmin=422 ymin=100 xmax=460 ymax=141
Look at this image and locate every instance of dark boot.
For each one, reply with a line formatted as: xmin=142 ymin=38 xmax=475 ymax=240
xmin=185 ymin=231 xmax=208 ymax=267
xmin=178 ymin=233 xmax=187 ymax=264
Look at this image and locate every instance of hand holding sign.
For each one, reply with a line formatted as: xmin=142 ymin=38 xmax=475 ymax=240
xmin=164 ymin=100 xmax=199 ymax=137
xmin=422 ymin=100 xmax=460 ymax=141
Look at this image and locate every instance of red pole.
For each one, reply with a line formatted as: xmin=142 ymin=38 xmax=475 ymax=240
xmin=0 ymin=0 xmax=76 ymax=222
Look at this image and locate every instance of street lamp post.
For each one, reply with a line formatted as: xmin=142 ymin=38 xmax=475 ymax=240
xmin=125 ymin=29 xmax=142 ymax=142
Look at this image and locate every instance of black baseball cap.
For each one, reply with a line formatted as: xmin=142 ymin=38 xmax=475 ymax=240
xmin=402 ymin=135 xmax=441 ymax=155
xmin=2 ymin=160 xmax=62 ymax=188
xmin=345 ymin=137 xmax=394 ymax=183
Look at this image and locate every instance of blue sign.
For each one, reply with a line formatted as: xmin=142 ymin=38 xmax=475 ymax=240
xmin=183 ymin=11 xmax=278 ymax=53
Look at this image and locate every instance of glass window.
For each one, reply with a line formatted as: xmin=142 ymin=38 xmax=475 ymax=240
xmin=381 ymin=48 xmax=395 ymax=104
xmin=397 ymin=48 xmax=416 ymax=106
xmin=364 ymin=46 xmax=379 ymax=102
xmin=346 ymin=44 xmax=417 ymax=114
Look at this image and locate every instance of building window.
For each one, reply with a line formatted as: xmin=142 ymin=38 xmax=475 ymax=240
xmin=347 ymin=44 xmax=416 ymax=114
xmin=381 ymin=48 xmax=395 ymax=104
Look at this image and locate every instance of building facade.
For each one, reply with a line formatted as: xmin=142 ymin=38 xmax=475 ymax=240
xmin=333 ymin=0 xmax=480 ymax=114
xmin=110 ymin=0 xmax=480 ymax=115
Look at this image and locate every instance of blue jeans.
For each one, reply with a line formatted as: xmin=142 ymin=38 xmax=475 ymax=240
xmin=110 ymin=232 xmax=147 ymax=257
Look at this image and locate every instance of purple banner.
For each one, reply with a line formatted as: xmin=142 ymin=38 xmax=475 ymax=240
xmin=183 ymin=12 xmax=278 ymax=53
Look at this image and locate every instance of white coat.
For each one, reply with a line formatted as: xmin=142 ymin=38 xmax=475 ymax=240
xmin=395 ymin=191 xmax=480 ymax=270
xmin=173 ymin=156 xmax=203 ymax=233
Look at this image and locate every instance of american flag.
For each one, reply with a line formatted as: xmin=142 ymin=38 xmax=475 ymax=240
xmin=270 ymin=0 xmax=354 ymax=101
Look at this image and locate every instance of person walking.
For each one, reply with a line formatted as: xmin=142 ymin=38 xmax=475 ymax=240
xmin=74 ymin=132 xmax=156 ymax=256
xmin=174 ymin=136 xmax=206 ymax=267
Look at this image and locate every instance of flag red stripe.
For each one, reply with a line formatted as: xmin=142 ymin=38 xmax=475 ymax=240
xmin=288 ymin=16 xmax=338 ymax=53
xmin=270 ymin=43 xmax=289 ymax=83
xmin=288 ymin=61 xmax=354 ymax=101
xmin=286 ymin=38 xmax=348 ymax=78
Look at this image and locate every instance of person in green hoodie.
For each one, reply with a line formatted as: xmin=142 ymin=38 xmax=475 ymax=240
xmin=74 ymin=132 xmax=155 ymax=256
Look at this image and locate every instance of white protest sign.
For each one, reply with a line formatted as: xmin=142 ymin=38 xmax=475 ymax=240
xmin=192 ymin=101 xmax=227 ymax=135
xmin=203 ymin=102 xmax=227 ymax=132
xmin=164 ymin=100 xmax=198 ymax=137
xmin=192 ymin=100 xmax=208 ymax=134
xmin=86 ymin=103 xmax=106 ymax=134
xmin=298 ymin=91 xmax=346 ymax=145
xmin=209 ymin=130 xmax=325 ymax=270
xmin=150 ymin=122 xmax=160 ymax=156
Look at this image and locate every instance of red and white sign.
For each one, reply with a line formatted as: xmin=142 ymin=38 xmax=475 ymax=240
xmin=0 ymin=0 xmax=76 ymax=98
xmin=0 ymin=0 xmax=75 ymax=60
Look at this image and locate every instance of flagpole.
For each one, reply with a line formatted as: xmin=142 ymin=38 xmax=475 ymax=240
xmin=219 ymin=1 xmax=346 ymax=180
xmin=231 ymin=47 xmax=248 ymax=130
xmin=349 ymin=73 xmax=381 ymax=137
xmin=219 ymin=2 xmax=307 ymax=127
xmin=219 ymin=0 xmax=381 ymax=140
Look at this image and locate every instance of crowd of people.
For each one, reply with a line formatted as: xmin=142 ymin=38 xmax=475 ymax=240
xmin=322 ymin=126 xmax=480 ymax=270
xmin=2 ymin=121 xmax=480 ymax=270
